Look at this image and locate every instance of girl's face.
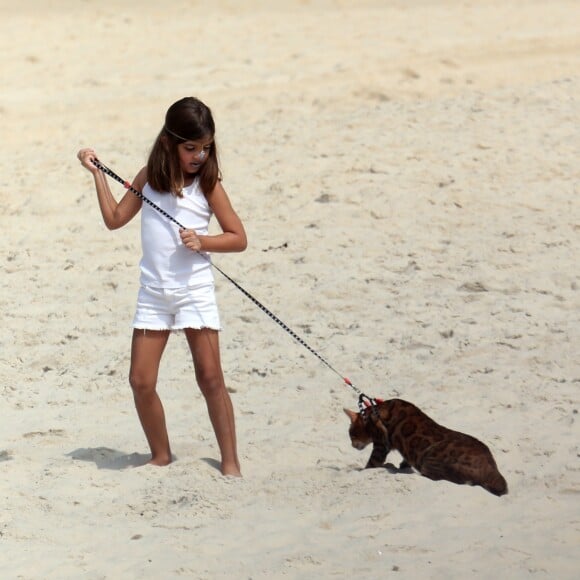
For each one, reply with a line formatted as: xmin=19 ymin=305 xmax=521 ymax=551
xmin=177 ymin=136 xmax=213 ymax=175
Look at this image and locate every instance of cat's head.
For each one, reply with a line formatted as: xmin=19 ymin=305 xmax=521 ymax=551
xmin=344 ymin=408 xmax=373 ymax=450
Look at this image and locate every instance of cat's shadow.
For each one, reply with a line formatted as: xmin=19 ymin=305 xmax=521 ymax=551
xmin=384 ymin=461 xmax=414 ymax=475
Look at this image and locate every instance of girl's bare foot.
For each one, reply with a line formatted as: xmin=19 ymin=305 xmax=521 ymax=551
xmin=221 ymin=462 xmax=242 ymax=477
xmin=147 ymin=455 xmax=172 ymax=466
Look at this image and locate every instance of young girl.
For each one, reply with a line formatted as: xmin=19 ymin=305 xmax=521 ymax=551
xmin=77 ymin=97 xmax=247 ymax=476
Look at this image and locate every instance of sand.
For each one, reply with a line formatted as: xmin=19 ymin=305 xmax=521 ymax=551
xmin=0 ymin=0 xmax=579 ymax=578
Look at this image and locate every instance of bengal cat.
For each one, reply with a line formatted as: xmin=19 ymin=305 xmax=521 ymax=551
xmin=344 ymin=398 xmax=508 ymax=496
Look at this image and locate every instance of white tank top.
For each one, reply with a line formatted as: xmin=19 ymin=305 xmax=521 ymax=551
xmin=139 ymin=180 xmax=214 ymax=288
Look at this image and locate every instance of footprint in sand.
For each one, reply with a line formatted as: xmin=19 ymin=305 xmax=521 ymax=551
xmin=22 ymin=429 xmax=66 ymax=439
xmin=0 ymin=450 xmax=13 ymax=462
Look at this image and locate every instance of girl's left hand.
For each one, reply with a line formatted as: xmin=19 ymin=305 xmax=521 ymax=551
xmin=180 ymin=228 xmax=202 ymax=252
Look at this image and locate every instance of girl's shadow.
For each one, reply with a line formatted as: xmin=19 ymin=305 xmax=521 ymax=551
xmin=67 ymin=447 xmax=151 ymax=470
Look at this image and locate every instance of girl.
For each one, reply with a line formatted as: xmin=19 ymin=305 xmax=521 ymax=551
xmin=77 ymin=97 xmax=247 ymax=476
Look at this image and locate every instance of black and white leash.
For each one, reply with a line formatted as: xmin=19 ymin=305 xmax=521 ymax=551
xmin=92 ymin=159 xmax=379 ymax=414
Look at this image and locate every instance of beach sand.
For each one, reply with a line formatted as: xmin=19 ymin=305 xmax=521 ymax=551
xmin=1 ymin=0 xmax=579 ymax=578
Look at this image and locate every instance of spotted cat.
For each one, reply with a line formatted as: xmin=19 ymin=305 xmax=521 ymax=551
xmin=345 ymin=398 xmax=508 ymax=496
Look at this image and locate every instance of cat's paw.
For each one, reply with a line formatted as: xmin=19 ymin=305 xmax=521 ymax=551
xmin=398 ymin=460 xmax=414 ymax=474
xmin=385 ymin=461 xmax=413 ymax=474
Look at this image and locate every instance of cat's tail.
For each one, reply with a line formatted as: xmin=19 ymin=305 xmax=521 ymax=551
xmin=484 ymin=470 xmax=508 ymax=497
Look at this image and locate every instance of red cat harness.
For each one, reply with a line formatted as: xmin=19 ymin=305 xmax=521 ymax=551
xmin=359 ymin=394 xmax=383 ymax=419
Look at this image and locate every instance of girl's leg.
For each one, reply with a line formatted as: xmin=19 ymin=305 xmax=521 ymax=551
xmin=129 ymin=329 xmax=172 ymax=466
xmin=184 ymin=328 xmax=241 ymax=477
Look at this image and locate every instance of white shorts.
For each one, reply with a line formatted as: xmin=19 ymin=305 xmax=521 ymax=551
xmin=132 ymin=284 xmax=221 ymax=331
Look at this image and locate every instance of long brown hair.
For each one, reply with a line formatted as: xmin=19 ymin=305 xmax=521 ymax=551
xmin=147 ymin=97 xmax=220 ymax=197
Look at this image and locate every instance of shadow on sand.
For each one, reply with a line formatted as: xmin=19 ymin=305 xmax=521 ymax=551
xmin=200 ymin=457 xmax=222 ymax=473
xmin=67 ymin=447 xmax=152 ymax=470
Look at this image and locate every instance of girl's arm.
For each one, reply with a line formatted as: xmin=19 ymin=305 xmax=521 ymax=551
xmin=181 ymin=181 xmax=247 ymax=253
xmin=77 ymin=148 xmax=143 ymax=230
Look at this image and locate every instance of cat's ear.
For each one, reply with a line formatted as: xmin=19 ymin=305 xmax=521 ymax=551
xmin=343 ymin=408 xmax=359 ymax=423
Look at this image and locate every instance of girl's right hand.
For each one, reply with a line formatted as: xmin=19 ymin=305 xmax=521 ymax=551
xmin=77 ymin=148 xmax=99 ymax=174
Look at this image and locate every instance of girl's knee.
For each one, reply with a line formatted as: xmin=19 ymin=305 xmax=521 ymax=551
xmin=129 ymin=372 xmax=156 ymax=397
xmin=197 ymin=373 xmax=225 ymax=399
